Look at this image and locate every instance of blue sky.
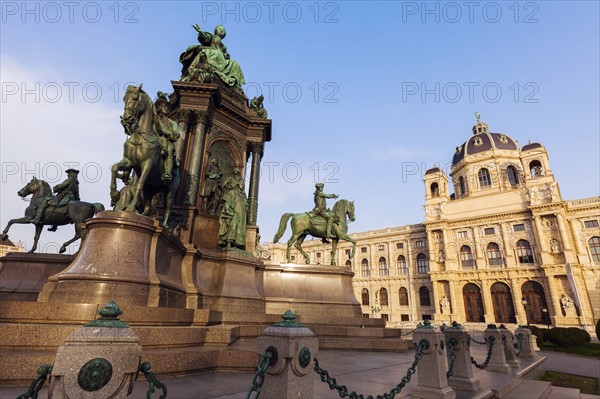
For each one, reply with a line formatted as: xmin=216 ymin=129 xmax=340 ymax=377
xmin=1 ymin=1 xmax=599 ymax=252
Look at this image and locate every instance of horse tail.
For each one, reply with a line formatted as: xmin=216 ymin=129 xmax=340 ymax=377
xmin=93 ymin=203 xmax=105 ymax=215
xmin=273 ymin=213 xmax=293 ymax=243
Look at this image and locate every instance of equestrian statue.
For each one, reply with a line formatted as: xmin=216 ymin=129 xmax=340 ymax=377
xmin=1 ymin=172 xmax=105 ymax=253
xmin=273 ymin=183 xmax=356 ymax=265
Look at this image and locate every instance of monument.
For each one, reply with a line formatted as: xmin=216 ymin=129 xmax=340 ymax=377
xmin=0 ymin=24 xmax=407 ymax=384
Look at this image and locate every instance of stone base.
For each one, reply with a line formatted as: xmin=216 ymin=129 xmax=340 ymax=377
xmin=263 ymin=262 xmax=362 ymax=319
xmin=448 ymin=375 xmax=481 ymax=391
xmin=411 ymin=386 xmax=456 ymax=399
xmin=487 ymin=363 xmax=511 ymax=374
xmin=0 ymin=253 xmax=74 ymax=302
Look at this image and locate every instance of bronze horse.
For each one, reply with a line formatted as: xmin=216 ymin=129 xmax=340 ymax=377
xmin=1 ymin=178 xmax=104 ymax=253
xmin=273 ymin=199 xmax=356 ymax=265
xmin=110 ymin=84 xmax=179 ymax=227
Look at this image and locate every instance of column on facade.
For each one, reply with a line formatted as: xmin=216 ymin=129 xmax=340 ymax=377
xmin=533 ymin=215 xmax=548 ymax=252
xmin=500 ymin=223 xmax=514 ymax=267
xmin=472 ymin=227 xmax=483 ymax=267
xmin=509 ymin=278 xmax=526 ymax=324
xmin=432 ymin=279 xmax=441 ymax=320
xmin=544 ymin=275 xmax=563 ymax=324
xmin=406 ymin=239 xmax=417 ymax=322
xmin=568 ymin=218 xmax=585 ymax=256
xmin=246 ymin=142 xmax=263 ymax=225
xmin=480 ymin=279 xmax=494 ymax=322
xmin=555 ymin=213 xmax=572 ymax=251
xmin=183 ymin=111 xmax=209 ymax=205
xmin=441 ymin=229 xmax=450 ymax=266
xmin=449 ymin=279 xmax=464 ymax=323
xmin=426 ymin=230 xmax=436 ymax=271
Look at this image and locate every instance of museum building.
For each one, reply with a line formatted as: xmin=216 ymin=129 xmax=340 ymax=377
xmin=269 ymin=119 xmax=600 ymax=328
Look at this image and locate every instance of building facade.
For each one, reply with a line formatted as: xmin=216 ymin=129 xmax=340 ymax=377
xmin=269 ymin=120 xmax=600 ymax=329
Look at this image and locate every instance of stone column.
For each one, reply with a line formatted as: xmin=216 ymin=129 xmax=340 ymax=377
xmin=247 ymin=142 xmax=263 ymax=225
xmin=545 ymin=275 xmax=562 ymax=325
xmin=483 ymin=325 xmax=511 ymax=373
xmin=556 ymin=213 xmax=576 ymax=263
xmin=444 ymin=322 xmax=480 ymax=391
xmin=175 ymin=110 xmax=193 ymax=162
xmin=480 ymin=280 xmax=495 ymax=324
xmin=183 ymin=111 xmax=209 ymax=206
xmin=500 ymin=223 xmax=514 ymax=267
xmin=448 ymin=280 xmax=463 ymax=322
xmin=498 ymin=325 xmax=520 ymax=368
xmin=256 ymin=311 xmax=318 ymax=399
xmin=412 ymin=322 xmax=456 ymax=399
xmin=510 ymin=278 xmax=527 ymax=325
xmin=49 ymin=302 xmax=142 ymax=399
xmin=472 ymin=227 xmax=482 ymax=266
xmin=514 ymin=326 xmax=538 ymax=359
xmin=533 ymin=216 xmax=548 ymax=253
xmin=568 ymin=218 xmax=586 ymax=260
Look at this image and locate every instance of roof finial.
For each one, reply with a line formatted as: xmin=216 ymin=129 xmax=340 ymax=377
xmin=474 ymin=111 xmax=481 ymax=122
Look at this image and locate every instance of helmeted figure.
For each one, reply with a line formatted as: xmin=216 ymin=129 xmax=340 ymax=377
xmin=218 ymin=168 xmax=247 ymax=249
xmin=200 ymin=158 xmax=221 ymax=215
xmin=32 ymin=169 xmax=80 ymax=226
xmin=312 ymin=183 xmax=339 ymax=243
xmin=154 ymin=91 xmax=180 ymax=182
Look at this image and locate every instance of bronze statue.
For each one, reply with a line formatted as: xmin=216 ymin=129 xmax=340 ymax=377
xmin=110 ymin=85 xmax=180 ymax=227
xmin=312 ymin=183 xmax=338 ymax=242
xmin=1 ymin=177 xmax=104 ymax=253
xmin=218 ymin=167 xmax=247 ymax=249
xmin=200 ymin=158 xmax=221 ymax=215
xmin=31 ymin=168 xmax=80 ymax=227
xmin=273 ymin=195 xmax=356 ymax=265
xmin=179 ymin=24 xmax=245 ymax=88
xmin=155 ymin=91 xmax=180 ymax=182
xmin=249 ymin=95 xmax=268 ymax=118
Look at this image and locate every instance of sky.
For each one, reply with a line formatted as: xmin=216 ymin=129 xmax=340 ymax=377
xmin=1 ymin=1 xmax=599 ymax=253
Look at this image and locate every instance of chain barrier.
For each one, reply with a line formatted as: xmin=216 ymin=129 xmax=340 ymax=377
xmin=514 ymin=332 xmax=524 ymax=357
xmin=446 ymin=338 xmax=457 ymax=378
xmin=313 ymin=339 xmax=429 ymax=399
xmin=400 ymin=328 xmax=417 ymax=337
xmin=470 ymin=336 xmax=495 ymax=369
xmin=245 ymin=348 xmax=275 ymax=399
xmin=138 ymin=362 xmax=167 ymax=399
xmin=17 ymin=364 xmax=53 ymax=399
xmin=470 ymin=336 xmax=487 ymax=345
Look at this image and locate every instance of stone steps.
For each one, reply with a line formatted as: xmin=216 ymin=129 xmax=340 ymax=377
xmin=504 ymin=380 xmax=552 ymax=399
xmin=546 ymin=386 xmax=582 ymax=399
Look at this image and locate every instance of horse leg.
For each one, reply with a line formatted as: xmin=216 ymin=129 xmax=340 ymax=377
xmin=127 ymin=161 xmax=151 ymax=213
xmin=59 ymin=223 xmax=85 ymax=254
xmin=2 ymin=217 xmax=33 ymax=240
xmin=338 ymin=232 xmax=357 ymax=259
xmin=286 ymin=234 xmax=298 ymax=263
xmin=110 ymin=160 xmax=129 ymax=203
xmin=28 ymin=224 xmax=43 ymax=253
xmin=294 ymin=234 xmax=311 ymax=264
xmin=162 ymin=188 xmax=175 ymax=228
xmin=330 ymin=239 xmax=338 ymax=266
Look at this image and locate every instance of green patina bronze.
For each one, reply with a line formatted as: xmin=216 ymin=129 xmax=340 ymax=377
xmin=78 ymin=358 xmax=113 ymax=392
xmin=180 ymin=24 xmax=245 ymax=88
xmin=1 ymin=176 xmax=104 ymax=253
xmin=249 ymin=95 xmax=268 ymax=118
xmin=85 ymin=301 xmax=129 ymax=328
xmin=298 ymin=347 xmax=311 ymax=368
xmin=273 ymin=183 xmax=356 ymax=265
xmin=110 ymin=85 xmax=180 ymax=227
xmin=218 ymin=167 xmax=247 ymax=249
xmin=272 ymin=310 xmax=304 ymax=328
xmin=418 ymin=319 xmax=434 ymax=329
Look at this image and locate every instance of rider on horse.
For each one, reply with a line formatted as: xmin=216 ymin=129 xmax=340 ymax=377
xmin=31 ymin=169 xmax=80 ymax=227
xmin=154 ymin=91 xmax=180 ymax=182
xmin=312 ymin=183 xmax=338 ymax=243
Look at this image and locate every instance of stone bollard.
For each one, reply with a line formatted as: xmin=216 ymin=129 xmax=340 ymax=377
xmin=48 ymin=301 xmax=142 ymax=399
xmin=256 ymin=310 xmax=318 ymax=399
xmin=444 ymin=322 xmax=481 ymax=391
xmin=498 ymin=324 xmax=520 ymax=368
xmin=483 ymin=324 xmax=511 ymax=374
xmin=514 ymin=326 xmax=537 ymax=359
xmin=412 ymin=320 xmax=456 ymax=399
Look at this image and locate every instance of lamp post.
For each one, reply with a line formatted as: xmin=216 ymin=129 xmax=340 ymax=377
xmin=521 ymin=297 xmax=528 ymax=326
xmin=542 ymin=308 xmax=550 ymax=329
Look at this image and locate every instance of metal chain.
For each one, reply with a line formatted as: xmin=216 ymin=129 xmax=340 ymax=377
xmin=514 ymin=333 xmax=523 ymax=357
xmin=446 ymin=339 xmax=457 ymax=378
xmin=245 ymin=351 xmax=273 ymax=399
xmin=401 ymin=328 xmax=417 ymax=337
xmin=138 ymin=362 xmax=167 ymax=399
xmin=471 ymin=336 xmax=495 ymax=369
xmin=17 ymin=364 xmax=53 ymax=399
xmin=314 ymin=339 xmax=429 ymax=399
xmin=470 ymin=336 xmax=487 ymax=345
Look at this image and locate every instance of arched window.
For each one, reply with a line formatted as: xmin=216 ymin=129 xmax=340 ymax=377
xmin=417 ymin=253 xmax=429 ymax=274
xmin=487 ymin=242 xmax=503 ymax=266
xmin=399 ymin=287 xmax=409 ymax=306
xmin=430 ymin=182 xmax=440 ymax=197
xmin=517 ymin=240 xmax=534 ymax=264
xmin=460 ymin=245 xmax=474 ymax=268
xmin=478 ymin=168 xmax=492 ymax=188
xmin=419 ymin=286 xmax=431 ymax=306
xmin=530 ymin=160 xmax=544 ymax=177
xmin=397 ymin=255 xmax=407 ymax=275
xmin=589 ymin=236 xmax=600 ymax=262
xmin=361 ymin=259 xmax=370 ymax=277
xmin=459 ymin=176 xmax=467 ymax=196
xmin=361 ymin=288 xmax=370 ymax=306
xmin=380 ymin=288 xmax=389 ymax=306
xmin=379 ymin=257 xmax=389 ymax=276
xmin=506 ymin=165 xmax=520 ymax=185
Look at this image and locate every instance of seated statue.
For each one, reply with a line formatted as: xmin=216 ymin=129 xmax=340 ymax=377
xmin=249 ymin=95 xmax=268 ymax=118
xmin=180 ymin=24 xmax=245 ymax=88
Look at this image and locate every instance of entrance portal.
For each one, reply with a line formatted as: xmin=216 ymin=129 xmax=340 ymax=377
xmin=463 ymin=283 xmax=484 ymax=322
xmin=491 ymin=282 xmax=516 ymax=323
xmin=521 ymin=280 xmax=549 ymax=324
